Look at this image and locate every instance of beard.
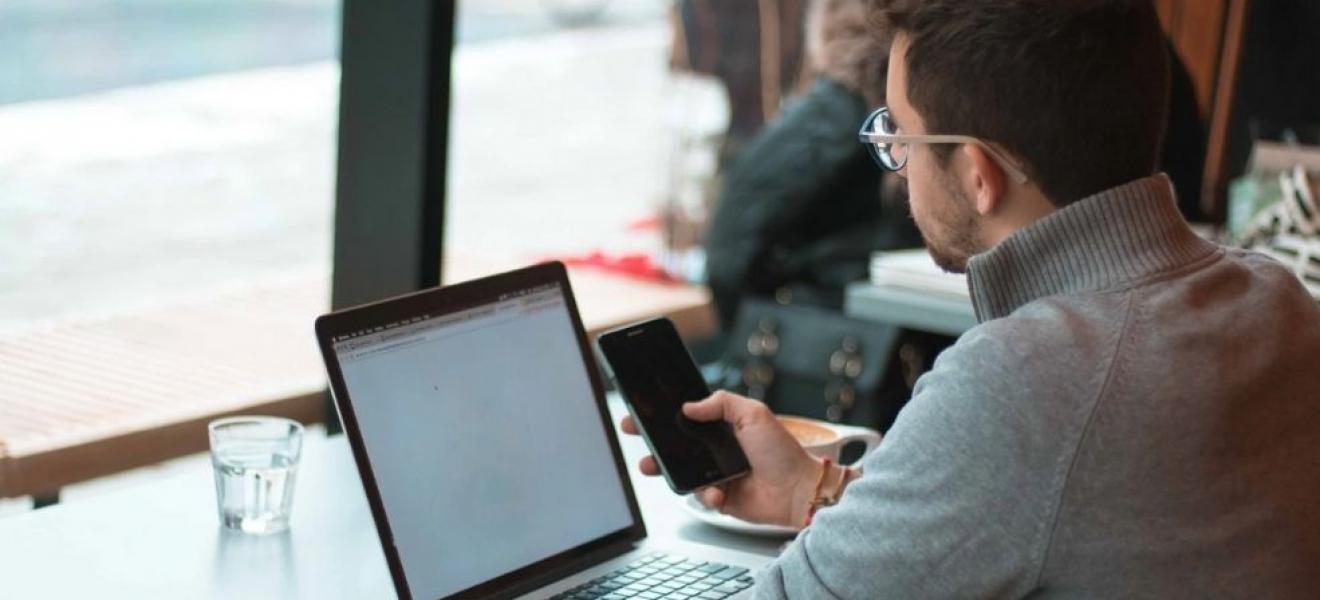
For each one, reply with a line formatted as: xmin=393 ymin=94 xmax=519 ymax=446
xmin=922 ymin=223 xmax=977 ymax=273
xmin=916 ymin=166 xmax=983 ymax=274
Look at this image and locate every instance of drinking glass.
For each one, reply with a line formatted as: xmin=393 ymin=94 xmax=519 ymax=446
xmin=208 ymin=416 xmax=304 ymax=534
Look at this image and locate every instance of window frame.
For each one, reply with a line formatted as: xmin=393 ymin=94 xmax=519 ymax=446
xmin=328 ymin=0 xmax=454 ymax=430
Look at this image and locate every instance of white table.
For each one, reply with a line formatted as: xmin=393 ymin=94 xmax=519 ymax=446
xmin=844 ymin=281 xmax=975 ymax=337
xmin=0 ymin=398 xmax=782 ymax=598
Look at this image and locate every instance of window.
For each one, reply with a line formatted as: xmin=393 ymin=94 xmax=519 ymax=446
xmin=0 ymin=0 xmax=342 ymax=512
xmin=0 ymin=0 xmax=341 ymax=327
xmin=444 ymin=0 xmax=723 ymax=283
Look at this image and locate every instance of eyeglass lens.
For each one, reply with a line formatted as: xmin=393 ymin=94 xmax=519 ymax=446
xmin=874 ymin=109 xmax=909 ymax=171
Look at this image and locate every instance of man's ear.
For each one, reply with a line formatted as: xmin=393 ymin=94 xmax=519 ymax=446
xmin=962 ymin=144 xmax=1005 ymax=216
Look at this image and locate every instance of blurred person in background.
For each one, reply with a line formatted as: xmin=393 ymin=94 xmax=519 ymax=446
xmin=703 ymin=0 xmax=922 ymax=328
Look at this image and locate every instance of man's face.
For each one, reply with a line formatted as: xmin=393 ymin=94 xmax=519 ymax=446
xmin=885 ymin=33 xmax=984 ymax=273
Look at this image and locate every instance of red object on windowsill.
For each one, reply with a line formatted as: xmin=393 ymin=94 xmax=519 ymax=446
xmin=625 ymin=215 xmax=664 ymax=232
xmin=548 ymin=251 xmax=680 ymax=284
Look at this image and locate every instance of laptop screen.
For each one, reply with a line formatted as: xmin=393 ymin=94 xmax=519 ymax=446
xmin=330 ymin=282 xmax=635 ymax=599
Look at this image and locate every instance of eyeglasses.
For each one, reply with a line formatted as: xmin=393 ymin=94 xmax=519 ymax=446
xmin=857 ymin=107 xmax=1029 ymax=184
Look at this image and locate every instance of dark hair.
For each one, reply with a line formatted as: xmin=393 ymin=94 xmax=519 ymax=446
xmin=882 ymin=0 xmax=1170 ymax=206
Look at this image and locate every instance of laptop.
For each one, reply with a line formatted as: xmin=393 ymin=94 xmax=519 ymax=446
xmin=315 ymin=261 xmax=771 ymax=600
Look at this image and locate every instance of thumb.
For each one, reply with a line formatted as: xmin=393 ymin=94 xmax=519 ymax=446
xmin=681 ymin=390 xmax=735 ymax=423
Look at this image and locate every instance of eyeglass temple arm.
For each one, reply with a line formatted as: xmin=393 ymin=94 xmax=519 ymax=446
xmin=858 ymin=132 xmax=1030 ymax=184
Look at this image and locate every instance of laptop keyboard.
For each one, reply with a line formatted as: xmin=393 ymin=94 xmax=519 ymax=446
xmin=548 ymin=553 xmax=755 ymax=600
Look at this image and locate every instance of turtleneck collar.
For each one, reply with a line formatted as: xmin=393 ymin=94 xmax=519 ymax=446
xmin=966 ymin=174 xmax=1218 ymax=322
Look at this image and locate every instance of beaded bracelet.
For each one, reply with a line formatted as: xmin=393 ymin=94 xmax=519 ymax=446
xmin=804 ymin=458 xmax=834 ymax=528
xmin=803 ymin=457 xmax=859 ymax=528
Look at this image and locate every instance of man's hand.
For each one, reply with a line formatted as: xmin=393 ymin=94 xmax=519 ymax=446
xmin=619 ymin=390 xmax=823 ymax=528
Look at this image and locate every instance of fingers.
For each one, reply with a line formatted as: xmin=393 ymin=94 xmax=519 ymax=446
xmin=681 ymin=390 xmax=739 ymax=422
xmin=682 ymin=390 xmax=771 ymax=431
xmin=622 ymin=418 xmax=652 ymax=475
xmin=697 ymin=485 xmax=725 ymax=511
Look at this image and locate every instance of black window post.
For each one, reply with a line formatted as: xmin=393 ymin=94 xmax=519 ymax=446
xmin=327 ymin=0 xmax=454 ymax=433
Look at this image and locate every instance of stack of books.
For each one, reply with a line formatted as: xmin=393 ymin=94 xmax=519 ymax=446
xmin=868 ymin=249 xmax=969 ymax=298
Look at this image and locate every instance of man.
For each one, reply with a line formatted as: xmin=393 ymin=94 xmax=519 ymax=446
xmin=622 ymin=0 xmax=1320 ymax=596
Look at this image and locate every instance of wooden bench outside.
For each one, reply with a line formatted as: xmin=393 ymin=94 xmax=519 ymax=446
xmin=0 ymin=267 xmax=715 ymax=501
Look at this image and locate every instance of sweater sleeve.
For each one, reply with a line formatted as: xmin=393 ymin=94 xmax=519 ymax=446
xmin=750 ymin=322 xmax=1102 ymax=599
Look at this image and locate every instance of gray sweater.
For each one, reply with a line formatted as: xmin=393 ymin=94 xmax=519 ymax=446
xmin=755 ymin=174 xmax=1320 ymax=598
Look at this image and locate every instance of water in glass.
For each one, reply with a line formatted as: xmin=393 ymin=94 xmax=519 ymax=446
xmin=213 ymin=449 xmax=299 ymax=534
xmin=208 ymin=416 xmax=303 ymax=534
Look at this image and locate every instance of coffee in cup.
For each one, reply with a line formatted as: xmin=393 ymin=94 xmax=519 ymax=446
xmin=776 ymin=415 xmax=881 ymax=465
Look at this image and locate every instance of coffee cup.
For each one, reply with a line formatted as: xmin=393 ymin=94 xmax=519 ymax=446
xmin=776 ymin=415 xmax=881 ymax=465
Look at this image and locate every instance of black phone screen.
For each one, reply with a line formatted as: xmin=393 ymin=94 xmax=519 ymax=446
xmin=597 ymin=318 xmax=750 ymax=493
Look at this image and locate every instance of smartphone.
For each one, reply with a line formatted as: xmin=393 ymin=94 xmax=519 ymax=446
xmin=596 ymin=317 xmax=751 ymax=494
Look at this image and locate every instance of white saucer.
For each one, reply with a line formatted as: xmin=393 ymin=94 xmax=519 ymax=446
xmin=680 ymin=496 xmax=798 ymax=538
